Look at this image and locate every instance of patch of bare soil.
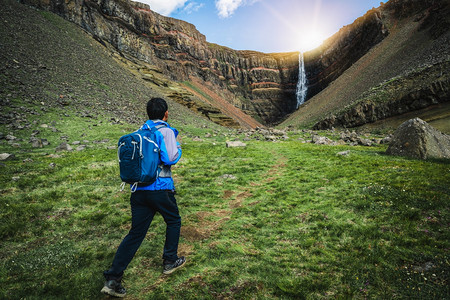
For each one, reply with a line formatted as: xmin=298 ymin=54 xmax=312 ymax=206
xmin=181 ymin=187 xmax=257 ymax=243
xmin=181 ymin=151 xmax=286 ymax=244
xmin=223 ymin=190 xmax=234 ymax=199
xmin=181 ymin=210 xmax=230 ymax=242
xmin=263 ymin=152 xmax=288 ymax=184
xmin=230 ymin=191 xmax=252 ymax=209
xmin=184 ymin=77 xmax=263 ymax=129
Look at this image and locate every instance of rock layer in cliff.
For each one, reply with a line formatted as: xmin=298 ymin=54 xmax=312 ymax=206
xmin=284 ymin=0 xmax=450 ymax=132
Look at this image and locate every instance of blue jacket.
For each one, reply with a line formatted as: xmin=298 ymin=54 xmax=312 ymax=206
xmin=135 ymin=120 xmax=182 ymax=191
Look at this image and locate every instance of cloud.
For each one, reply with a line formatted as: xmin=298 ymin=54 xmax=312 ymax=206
xmin=216 ymin=0 xmax=243 ymax=18
xmin=215 ymin=0 xmax=259 ymax=18
xmin=140 ymin=0 xmax=188 ymax=16
xmin=183 ymin=2 xmax=204 ymax=14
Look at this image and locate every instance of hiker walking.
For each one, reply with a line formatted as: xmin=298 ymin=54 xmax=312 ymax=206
xmin=102 ymin=98 xmax=185 ymax=298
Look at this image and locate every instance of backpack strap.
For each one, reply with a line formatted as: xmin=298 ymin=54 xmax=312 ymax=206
xmin=154 ymin=123 xmax=167 ymax=130
xmin=150 ymin=126 xmax=160 ymax=133
xmin=152 ymin=123 xmax=171 ymax=177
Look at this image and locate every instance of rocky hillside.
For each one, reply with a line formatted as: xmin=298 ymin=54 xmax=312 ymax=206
xmin=18 ymin=0 xmax=298 ymax=125
xmin=14 ymin=0 xmax=450 ymax=131
xmin=0 ymin=0 xmax=223 ymax=131
xmin=286 ymin=0 xmax=450 ymax=132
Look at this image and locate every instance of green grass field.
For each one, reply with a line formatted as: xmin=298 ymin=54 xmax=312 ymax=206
xmin=1 ymin=1 xmax=448 ymax=298
xmin=1 ymin=109 xmax=448 ymax=299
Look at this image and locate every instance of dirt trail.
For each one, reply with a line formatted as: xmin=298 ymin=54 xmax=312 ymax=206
xmin=181 ymin=150 xmax=288 ymax=243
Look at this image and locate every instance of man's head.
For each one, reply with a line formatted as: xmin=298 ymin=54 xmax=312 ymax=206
xmin=146 ymin=97 xmax=168 ymax=121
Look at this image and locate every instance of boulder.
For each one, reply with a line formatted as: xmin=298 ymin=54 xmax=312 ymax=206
xmin=56 ymin=142 xmax=73 ymax=152
xmin=265 ymin=135 xmax=277 ymax=141
xmin=0 ymin=153 xmax=15 ymax=161
xmin=358 ymin=138 xmax=373 ymax=146
xmin=31 ymin=139 xmax=43 ymax=148
xmin=340 ymin=130 xmax=359 ymax=143
xmin=30 ymin=138 xmax=48 ymax=148
xmin=386 ymin=118 xmax=450 ymax=159
xmin=312 ymin=135 xmax=335 ymax=145
xmin=380 ymin=136 xmax=393 ymax=144
xmin=271 ymin=129 xmax=286 ymax=136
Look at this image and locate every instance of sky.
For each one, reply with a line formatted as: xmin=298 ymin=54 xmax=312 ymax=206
xmin=139 ymin=0 xmax=384 ymax=53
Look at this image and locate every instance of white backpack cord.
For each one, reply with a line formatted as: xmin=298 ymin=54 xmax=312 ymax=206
xmin=119 ymin=182 xmax=126 ymax=192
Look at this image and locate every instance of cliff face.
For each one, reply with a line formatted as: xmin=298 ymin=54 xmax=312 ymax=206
xmin=303 ymin=0 xmax=446 ymax=100
xmin=19 ymin=0 xmax=299 ymax=125
xmin=304 ymin=10 xmax=388 ymax=99
xmin=283 ymin=0 xmax=449 ymax=130
xmin=18 ymin=0 xmax=448 ymax=128
xmin=312 ymin=61 xmax=450 ymax=130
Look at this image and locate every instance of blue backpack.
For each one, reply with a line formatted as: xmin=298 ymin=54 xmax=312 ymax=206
xmin=118 ymin=126 xmax=162 ymax=192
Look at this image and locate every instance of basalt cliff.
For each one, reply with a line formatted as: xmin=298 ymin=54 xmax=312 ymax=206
xmin=291 ymin=0 xmax=450 ymax=131
xmin=18 ymin=0 xmax=450 ymax=130
xmin=18 ymin=0 xmax=298 ymax=126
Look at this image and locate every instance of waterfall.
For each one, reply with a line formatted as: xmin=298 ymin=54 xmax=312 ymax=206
xmin=296 ymin=52 xmax=307 ymax=109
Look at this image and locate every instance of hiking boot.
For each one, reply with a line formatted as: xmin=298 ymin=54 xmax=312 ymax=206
xmin=101 ymin=279 xmax=126 ymax=298
xmin=163 ymin=256 xmax=186 ymax=275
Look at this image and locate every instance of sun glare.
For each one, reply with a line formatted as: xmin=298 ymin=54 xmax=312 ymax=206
xmin=296 ymin=30 xmax=327 ymax=52
xmin=260 ymin=1 xmax=330 ymax=53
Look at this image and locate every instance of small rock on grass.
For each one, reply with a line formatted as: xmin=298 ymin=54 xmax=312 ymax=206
xmin=0 ymin=153 xmax=15 ymax=160
xmin=220 ymin=174 xmax=237 ymax=180
xmin=337 ymin=150 xmax=350 ymax=156
xmin=226 ymin=141 xmax=246 ymax=148
xmin=56 ymin=142 xmax=73 ymax=152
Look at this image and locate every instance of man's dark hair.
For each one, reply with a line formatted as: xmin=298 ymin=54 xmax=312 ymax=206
xmin=146 ymin=98 xmax=168 ymax=120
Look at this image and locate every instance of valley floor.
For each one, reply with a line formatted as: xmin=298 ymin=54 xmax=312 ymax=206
xmin=1 ymin=120 xmax=448 ymax=299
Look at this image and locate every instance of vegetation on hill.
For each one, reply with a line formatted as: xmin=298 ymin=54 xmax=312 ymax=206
xmin=1 ymin=1 xmax=449 ymax=299
xmin=312 ymin=61 xmax=450 ymax=133
xmin=0 ymin=0 xmax=220 ymax=130
xmin=283 ymin=3 xmax=450 ymax=132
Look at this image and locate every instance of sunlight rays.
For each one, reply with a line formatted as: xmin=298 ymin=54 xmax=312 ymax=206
xmin=261 ymin=0 xmax=328 ymax=52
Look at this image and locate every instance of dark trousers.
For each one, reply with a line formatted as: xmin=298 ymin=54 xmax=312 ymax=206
xmin=104 ymin=190 xmax=181 ymax=279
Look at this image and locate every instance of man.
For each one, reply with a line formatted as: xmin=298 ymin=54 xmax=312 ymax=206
xmin=101 ymin=98 xmax=185 ymax=298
